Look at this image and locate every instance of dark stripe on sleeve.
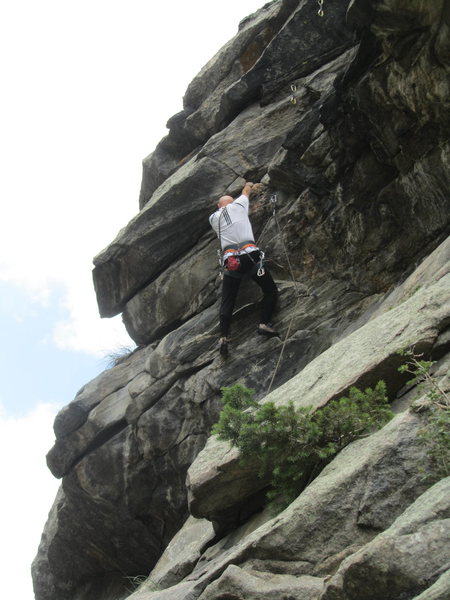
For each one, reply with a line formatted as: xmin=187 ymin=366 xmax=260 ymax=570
xmin=223 ymin=208 xmax=232 ymax=225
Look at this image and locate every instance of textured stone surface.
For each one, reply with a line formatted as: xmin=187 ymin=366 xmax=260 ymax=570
xmin=52 ymin=348 xmax=147 ymax=438
xmin=138 ymin=0 xmax=301 ymax=207
xmin=37 ymin=340 xmax=222 ymax=600
xmin=125 ymin=409 xmax=439 ymax=600
xmin=93 ymin=156 xmax=237 ymax=317
xmin=412 ymin=570 xmax=450 ymax=600
xmin=187 ymin=274 xmax=450 ymax=523
xmin=144 ymin=517 xmax=215 ymax=591
xmin=197 ymin=565 xmax=324 ymax=600
xmin=338 ymin=234 xmax=450 ymax=339
xmin=319 ymin=477 xmax=450 ymax=600
xmin=122 ymin=234 xmax=219 ymax=345
xmin=34 ymin=1 xmax=450 ymax=599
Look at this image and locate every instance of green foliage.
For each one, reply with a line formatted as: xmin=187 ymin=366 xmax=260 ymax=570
xmin=398 ymin=347 xmax=450 ymax=481
xmin=417 ymin=406 xmax=450 ymax=479
xmin=213 ymin=381 xmax=394 ymax=507
xmin=398 ymin=349 xmax=435 ymax=388
xmin=103 ymin=345 xmax=135 ymax=369
xmin=212 ymin=384 xmax=258 ymax=447
xmin=124 ymin=575 xmax=160 ymax=593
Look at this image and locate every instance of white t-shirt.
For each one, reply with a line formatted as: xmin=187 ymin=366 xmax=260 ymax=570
xmin=209 ymin=194 xmax=256 ymax=253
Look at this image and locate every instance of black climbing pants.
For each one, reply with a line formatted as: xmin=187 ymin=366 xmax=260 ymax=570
xmin=219 ymin=251 xmax=278 ymax=337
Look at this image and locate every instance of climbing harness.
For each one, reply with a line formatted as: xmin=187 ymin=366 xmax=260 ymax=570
xmin=215 ymin=205 xmax=266 ymax=279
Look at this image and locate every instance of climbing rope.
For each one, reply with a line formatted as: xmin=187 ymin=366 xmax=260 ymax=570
xmin=289 ymin=3 xmax=324 ymax=106
xmin=260 ymin=193 xmax=318 ymax=395
xmin=257 ymin=193 xmax=316 ymax=299
xmin=213 ymin=187 xmax=317 ymax=392
xmin=270 ymin=195 xmax=299 ymax=294
xmin=267 ymin=293 xmax=302 ymax=394
xmin=254 ymin=193 xmax=276 ymax=247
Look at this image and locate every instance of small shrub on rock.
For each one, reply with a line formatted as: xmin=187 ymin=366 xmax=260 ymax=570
xmin=418 ymin=406 xmax=450 ymax=479
xmin=213 ymin=381 xmax=394 ymax=507
xmin=398 ymin=347 xmax=450 ymax=480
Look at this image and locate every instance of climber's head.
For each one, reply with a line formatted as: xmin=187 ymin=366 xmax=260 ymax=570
xmin=217 ymin=195 xmax=234 ymax=208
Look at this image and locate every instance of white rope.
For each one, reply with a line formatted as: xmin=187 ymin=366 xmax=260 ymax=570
xmin=265 ymin=194 xmax=306 ymax=394
xmin=267 ymin=294 xmax=301 ymax=394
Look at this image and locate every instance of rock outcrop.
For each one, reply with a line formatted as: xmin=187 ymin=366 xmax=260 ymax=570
xmin=33 ymin=1 xmax=450 ymax=600
xmin=320 ymin=477 xmax=450 ymax=600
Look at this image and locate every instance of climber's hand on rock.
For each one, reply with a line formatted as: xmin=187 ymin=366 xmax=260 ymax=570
xmin=242 ymin=181 xmax=254 ymax=196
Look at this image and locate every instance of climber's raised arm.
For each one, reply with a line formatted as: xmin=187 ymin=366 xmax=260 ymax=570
xmin=241 ymin=181 xmax=254 ymax=198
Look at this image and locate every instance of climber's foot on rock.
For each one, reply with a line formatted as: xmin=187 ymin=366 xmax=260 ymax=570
xmin=218 ymin=337 xmax=230 ymax=357
xmin=257 ymin=323 xmax=279 ymax=338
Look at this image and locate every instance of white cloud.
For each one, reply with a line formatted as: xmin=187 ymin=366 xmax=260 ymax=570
xmin=52 ymin=276 xmax=133 ymax=357
xmin=0 ymin=0 xmax=265 ymax=357
xmin=0 ymin=3 xmax=267 ymax=599
xmin=0 ymin=402 xmax=60 ymax=600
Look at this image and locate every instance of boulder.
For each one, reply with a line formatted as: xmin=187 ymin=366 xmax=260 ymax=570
xmin=47 ymin=385 xmax=131 ymax=478
xmin=53 ymin=347 xmax=147 ymax=438
xmin=187 ymin=274 xmax=450 ymax=523
xmin=319 ymin=477 xmax=450 ymax=600
xmin=126 ymin=409 xmax=439 ymax=600
xmin=145 ymin=517 xmax=215 ymax=590
xmin=33 ymin=1 xmax=450 ymax=599
xmin=93 ymin=156 xmax=237 ymax=317
xmin=47 ymin=346 xmax=152 ymax=478
xmin=412 ymin=570 xmax=450 ymax=600
xmin=197 ymin=565 xmax=324 ymax=600
xmin=122 ymin=234 xmax=219 ymax=345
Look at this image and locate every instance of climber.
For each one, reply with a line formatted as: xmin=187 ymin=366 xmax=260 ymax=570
xmin=209 ymin=181 xmax=279 ymax=357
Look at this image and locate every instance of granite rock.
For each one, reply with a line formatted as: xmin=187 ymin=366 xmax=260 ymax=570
xmin=319 ymin=477 xmax=450 ymax=600
xmin=34 ymin=1 xmax=450 ymax=599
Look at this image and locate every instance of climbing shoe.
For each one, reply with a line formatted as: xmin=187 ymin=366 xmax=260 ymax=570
xmin=218 ymin=337 xmax=230 ymax=357
xmin=257 ymin=323 xmax=279 ymax=338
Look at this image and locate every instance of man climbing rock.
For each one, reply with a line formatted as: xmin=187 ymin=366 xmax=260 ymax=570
xmin=209 ymin=181 xmax=278 ymax=356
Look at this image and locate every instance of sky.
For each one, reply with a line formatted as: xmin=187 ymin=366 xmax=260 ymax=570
xmin=0 ymin=1 xmax=266 ymax=597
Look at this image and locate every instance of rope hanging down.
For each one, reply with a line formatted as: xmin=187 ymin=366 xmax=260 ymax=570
xmin=257 ymin=194 xmax=317 ymax=300
xmin=260 ymin=194 xmax=318 ymax=395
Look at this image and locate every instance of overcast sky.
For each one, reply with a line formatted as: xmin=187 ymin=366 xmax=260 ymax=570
xmin=0 ymin=1 xmax=266 ymax=597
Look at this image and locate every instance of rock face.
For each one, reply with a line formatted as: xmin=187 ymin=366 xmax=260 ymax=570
xmin=187 ymin=274 xmax=450 ymax=527
xmin=33 ymin=2 xmax=450 ymax=600
xmin=320 ymin=477 xmax=450 ymax=600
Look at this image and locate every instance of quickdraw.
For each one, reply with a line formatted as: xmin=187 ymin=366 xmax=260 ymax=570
xmin=317 ymin=0 xmax=324 ymax=17
xmin=290 ymin=83 xmax=297 ymax=105
xmin=257 ymin=251 xmax=265 ymax=277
